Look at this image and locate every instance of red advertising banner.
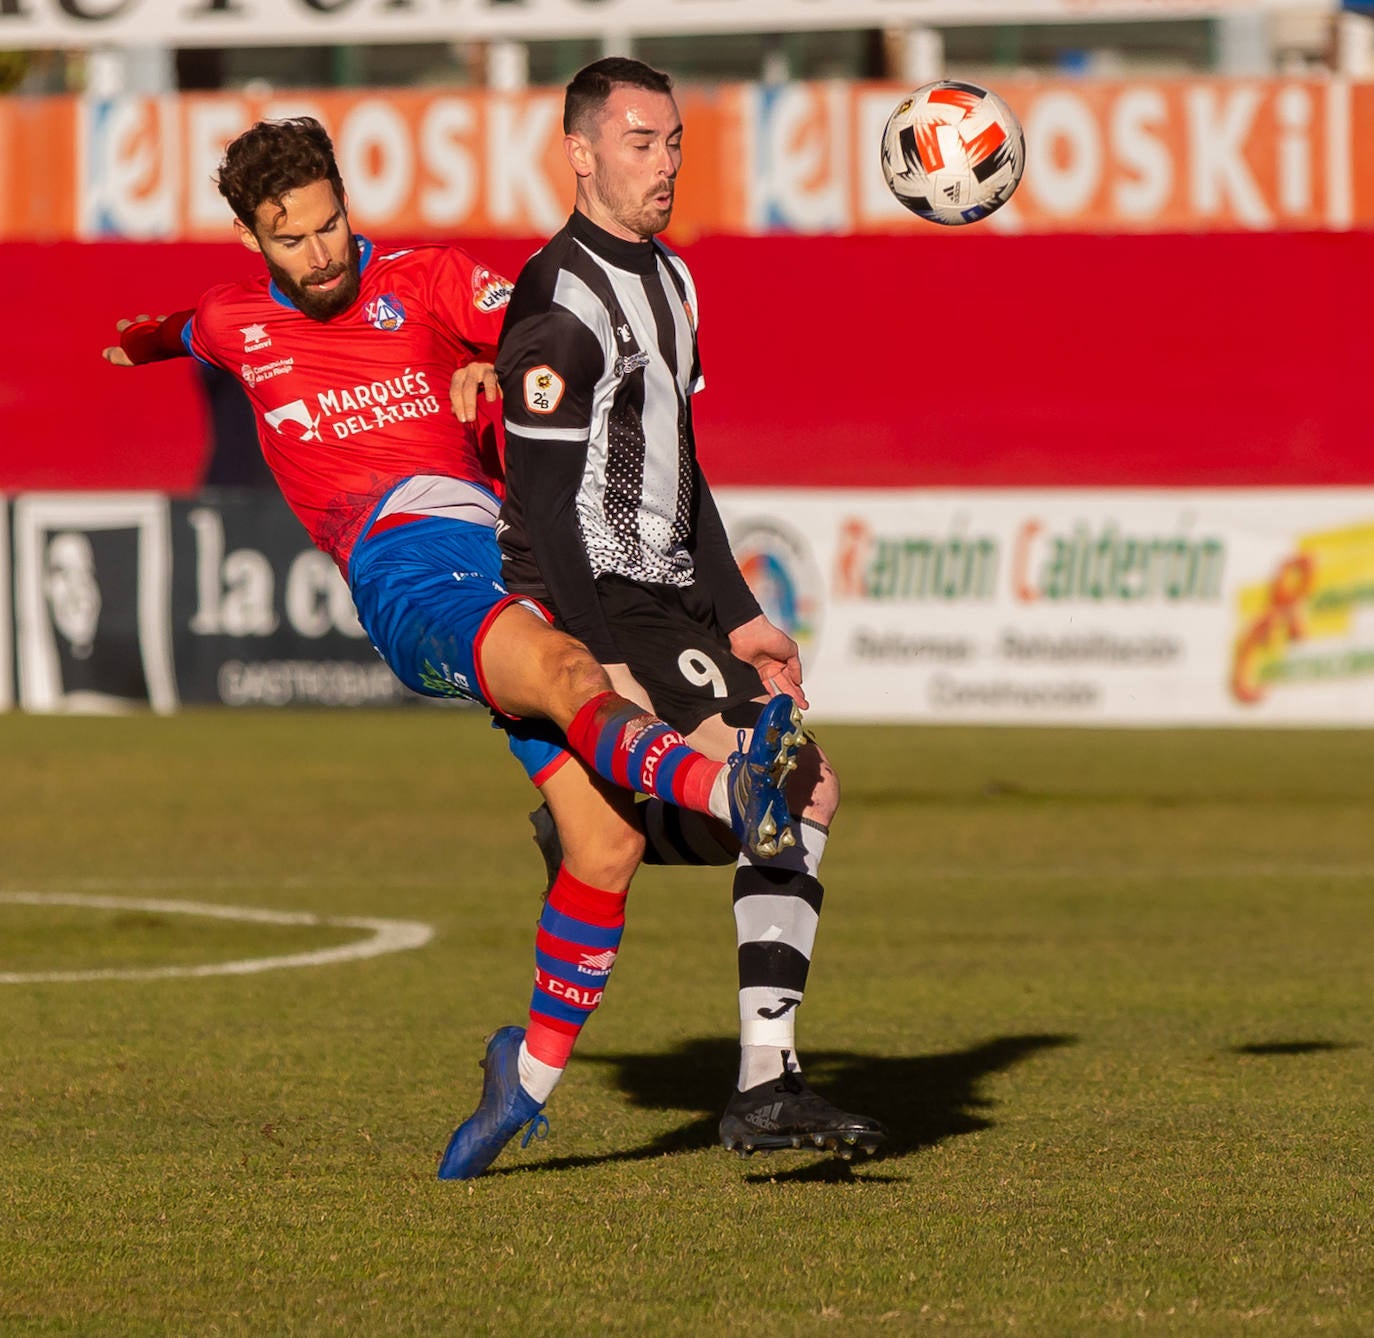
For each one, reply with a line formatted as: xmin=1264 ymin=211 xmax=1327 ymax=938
xmin=4 ymin=230 xmax=1370 ymax=494
xmin=2 ymin=77 xmax=1372 ymax=242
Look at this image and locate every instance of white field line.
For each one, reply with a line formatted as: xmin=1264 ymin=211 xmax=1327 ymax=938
xmin=7 ymin=862 xmax=1374 ymax=893
xmin=0 ymin=891 xmax=434 ymax=984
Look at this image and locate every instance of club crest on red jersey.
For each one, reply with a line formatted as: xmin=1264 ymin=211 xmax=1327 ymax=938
xmin=365 ymin=294 xmax=406 ymax=331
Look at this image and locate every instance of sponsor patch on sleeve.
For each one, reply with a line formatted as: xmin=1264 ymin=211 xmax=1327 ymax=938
xmin=523 ymin=365 xmax=565 ymax=415
xmin=472 ymin=266 xmax=513 ymax=313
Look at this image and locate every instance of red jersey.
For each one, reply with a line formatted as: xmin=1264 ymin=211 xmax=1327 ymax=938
xmin=185 ymin=238 xmax=511 ymax=569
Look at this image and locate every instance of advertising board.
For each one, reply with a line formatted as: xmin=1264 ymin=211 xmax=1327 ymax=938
xmin=720 ymin=488 xmax=1374 ymax=724
xmin=3 ymin=78 xmax=1369 ymax=241
xmin=5 ymin=487 xmax=1373 ymax=724
xmin=4 ymin=491 xmax=410 ymax=712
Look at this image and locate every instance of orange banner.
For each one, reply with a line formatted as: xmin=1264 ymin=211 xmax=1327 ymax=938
xmin=0 ymin=96 xmax=77 ymax=241
xmin=1 ymin=77 xmax=1371 ymax=242
xmin=62 ymin=87 xmax=743 ymax=244
xmin=939 ymin=77 xmax=1353 ymax=232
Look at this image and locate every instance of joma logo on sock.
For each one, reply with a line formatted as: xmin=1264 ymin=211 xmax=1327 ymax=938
xmin=757 ymin=997 xmax=800 ymax=1019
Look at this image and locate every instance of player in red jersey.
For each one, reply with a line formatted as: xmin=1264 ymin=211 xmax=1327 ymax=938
xmin=102 ymin=115 xmax=804 ymax=1178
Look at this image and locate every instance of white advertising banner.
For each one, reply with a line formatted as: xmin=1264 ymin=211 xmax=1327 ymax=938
xmin=0 ymin=0 xmax=1336 ymax=51
xmin=717 ymin=488 xmax=1374 ymax=726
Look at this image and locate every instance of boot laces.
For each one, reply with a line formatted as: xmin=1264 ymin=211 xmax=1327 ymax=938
xmin=520 ymin=1113 xmax=550 ymax=1148
xmin=774 ymin=1049 xmax=805 ymax=1095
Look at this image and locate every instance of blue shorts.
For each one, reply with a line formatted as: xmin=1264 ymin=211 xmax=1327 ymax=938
xmin=348 ymin=511 xmax=571 ymax=785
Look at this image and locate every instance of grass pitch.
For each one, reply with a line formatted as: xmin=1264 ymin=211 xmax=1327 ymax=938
xmin=1 ymin=712 xmax=1370 ymax=1336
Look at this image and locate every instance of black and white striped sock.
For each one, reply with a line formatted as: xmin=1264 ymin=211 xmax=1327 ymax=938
xmin=734 ymin=817 xmax=829 ymax=1090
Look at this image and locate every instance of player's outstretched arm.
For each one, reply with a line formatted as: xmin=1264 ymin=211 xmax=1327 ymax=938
xmin=101 ymin=316 xmax=148 ymax=367
xmin=101 ymin=311 xmax=195 ymax=367
xmin=685 ymin=462 xmax=804 ymax=702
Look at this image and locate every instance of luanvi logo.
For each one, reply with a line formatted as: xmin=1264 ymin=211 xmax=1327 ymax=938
xmin=756 ymin=997 xmax=800 ymax=1020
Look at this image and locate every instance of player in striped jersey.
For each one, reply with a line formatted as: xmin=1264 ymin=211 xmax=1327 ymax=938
xmin=493 ymin=60 xmax=885 ymax=1161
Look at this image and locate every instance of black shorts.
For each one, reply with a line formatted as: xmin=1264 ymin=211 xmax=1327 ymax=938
xmin=594 ymin=574 xmax=764 ymax=735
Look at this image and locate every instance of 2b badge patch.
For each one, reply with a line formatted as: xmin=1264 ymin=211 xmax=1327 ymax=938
xmin=523 ymin=365 xmax=565 ymax=415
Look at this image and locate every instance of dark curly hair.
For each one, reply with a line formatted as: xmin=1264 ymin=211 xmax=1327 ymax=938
xmin=564 ymin=57 xmax=673 ymax=136
xmin=215 ymin=116 xmax=346 ymax=231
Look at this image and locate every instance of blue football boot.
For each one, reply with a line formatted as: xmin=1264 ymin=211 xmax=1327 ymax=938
xmin=437 ymin=1026 xmax=549 ymax=1180
xmin=727 ymin=693 xmax=804 ymax=860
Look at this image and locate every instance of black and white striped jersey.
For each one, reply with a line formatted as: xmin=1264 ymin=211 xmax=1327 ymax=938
xmin=497 ymin=210 xmax=757 ymax=664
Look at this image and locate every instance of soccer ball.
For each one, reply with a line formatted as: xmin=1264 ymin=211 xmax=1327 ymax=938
xmin=879 ymin=81 xmax=1025 ymax=226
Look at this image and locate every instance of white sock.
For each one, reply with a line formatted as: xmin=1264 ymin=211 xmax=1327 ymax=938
xmin=738 ymin=1044 xmax=802 ymax=1091
xmin=707 ymin=767 xmax=730 ymax=824
xmin=796 ymin=816 xmax=829 ymax=877
xmin=517 ymin=1042 xmax=563 ymax=1104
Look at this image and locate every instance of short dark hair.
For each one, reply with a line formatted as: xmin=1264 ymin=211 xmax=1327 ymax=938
xmin=215 ymin=116 xmax=345 ymax=231
xmin=564 ymin=57 xmax=674 ymax=136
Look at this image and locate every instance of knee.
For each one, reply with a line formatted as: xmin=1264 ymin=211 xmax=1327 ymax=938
xmin=602 ymin=821 xmax=647 ymax=886
xmin=562 ymin=820 xmax=646 ymax=891
xmin=788 ymin=740 xmax=839 ymax=825
xmin=541 ymin=632 xmax=612 ymax=722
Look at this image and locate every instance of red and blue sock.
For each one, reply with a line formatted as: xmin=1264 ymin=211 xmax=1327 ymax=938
xmin=522 ymin=867 xmax=628 ymax=1097
xmin=566 ymin=691 xmax=721 ymax=815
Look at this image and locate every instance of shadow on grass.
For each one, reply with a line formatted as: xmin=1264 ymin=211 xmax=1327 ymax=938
xmin=1229 ymin=1039 xmax=1357 ymax=1057
xmin=502 ymin=1032 xmax=1074 ymax=1179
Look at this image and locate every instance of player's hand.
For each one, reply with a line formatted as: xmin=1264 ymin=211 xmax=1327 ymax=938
xmin=102 ymin=315 xmax=156 ymax=367
xmin=728 ymin=614 xmax=808 ymax=710
xmin=603 ymin=662 xmax=656 ymax=713
xmin=450 ymin=362 xmax=499 ymax=423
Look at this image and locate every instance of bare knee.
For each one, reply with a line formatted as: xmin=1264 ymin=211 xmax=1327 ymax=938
xmin=789 ymin=740 xmax=839 ymax=825
xmin=559 ymin=813 xmax=645 ymax=890
xmin=541 ymin=763 xmax=646 ymax=892
xmin=480 ymin=607 xmax=611 ymax=723
xmin=542 ymin=635 xmax=613 ymax=724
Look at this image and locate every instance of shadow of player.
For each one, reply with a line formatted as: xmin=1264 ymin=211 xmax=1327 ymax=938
xmin=497 ymin=1031 xmax=1075 ymax=1180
